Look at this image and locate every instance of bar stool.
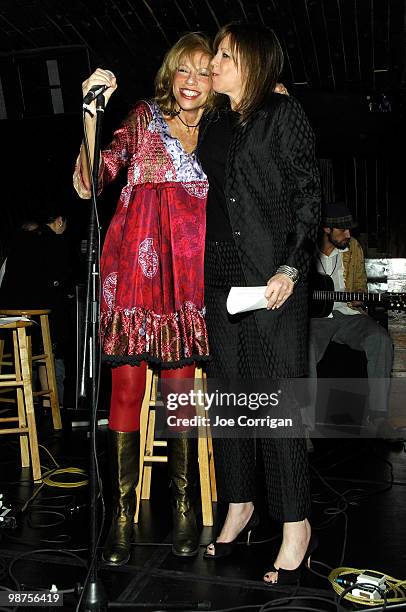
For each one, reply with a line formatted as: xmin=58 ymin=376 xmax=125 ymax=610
xmin=0 ymin=309 xmax=62 ymax=430
xmin=0 ymin=321 xmax=41 ymax=482
xmin=135 ymin=366 xmax=217 ymax=526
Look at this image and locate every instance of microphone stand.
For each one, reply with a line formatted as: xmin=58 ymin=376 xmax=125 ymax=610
xmin=80 ymin=93 xmax=107 ymax=612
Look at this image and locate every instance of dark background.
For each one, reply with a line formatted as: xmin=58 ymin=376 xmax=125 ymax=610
xmin=0 ymin=0 xmax=405 ymax=258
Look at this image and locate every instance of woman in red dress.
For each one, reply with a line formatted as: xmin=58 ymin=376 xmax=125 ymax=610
xmin=74 ymin=33 xmax=214 ymax=565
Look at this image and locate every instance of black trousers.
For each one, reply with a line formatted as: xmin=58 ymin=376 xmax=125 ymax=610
xmin=205 ymin=240 xmax=311 ymax=523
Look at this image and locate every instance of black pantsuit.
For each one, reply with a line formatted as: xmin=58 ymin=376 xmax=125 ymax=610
xmin=199 ymin=94 xmax=320 ymax=526
xmin=205 ymin=240 xmax=311 ymax=523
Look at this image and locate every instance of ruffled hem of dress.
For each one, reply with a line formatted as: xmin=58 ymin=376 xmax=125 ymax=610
xmin=100 ymin=301 xmax=210 ymax=366
xmin=103 ymin=352 xmax=212 ymax=369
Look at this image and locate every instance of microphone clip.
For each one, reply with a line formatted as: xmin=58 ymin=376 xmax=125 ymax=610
xmin=83 ymin=93 xmax=105 ymax=116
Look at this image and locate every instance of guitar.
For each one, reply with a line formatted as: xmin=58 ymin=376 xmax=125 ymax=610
xmin=310 ymin=272 xmax=406 ymax=318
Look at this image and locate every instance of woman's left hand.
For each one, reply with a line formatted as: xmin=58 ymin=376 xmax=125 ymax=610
xmin=274 ymin=82 xmax=289 ymax=96
xmin=265 ymin=273 xmax=294 ymax=310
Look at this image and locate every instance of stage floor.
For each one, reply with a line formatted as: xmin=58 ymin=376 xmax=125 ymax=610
xmin=0 ymin=407 xmax=405 ymax=612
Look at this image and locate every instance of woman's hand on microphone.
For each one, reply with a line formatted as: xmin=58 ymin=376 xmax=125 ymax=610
xmin=82 ymin=68 xmax=117 ymax=115
xmin=79 ymin=68 xmax=117 ymax=189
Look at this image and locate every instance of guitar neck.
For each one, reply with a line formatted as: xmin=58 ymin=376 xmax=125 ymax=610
xmin=312 ymin=290 xmax=382 ymax=303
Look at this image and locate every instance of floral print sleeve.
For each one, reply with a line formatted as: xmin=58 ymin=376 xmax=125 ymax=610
xmin=73 ymin=101 xmax=153 ymax=199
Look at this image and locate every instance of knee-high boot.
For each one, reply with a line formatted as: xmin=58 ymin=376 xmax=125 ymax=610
xmin=168 ymin=435 xmax=199 ymax=557
xmin=102 ymin=430 xmax=140 ymax=566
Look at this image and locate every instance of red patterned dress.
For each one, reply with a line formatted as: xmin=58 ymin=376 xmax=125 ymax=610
xmin=74 ymin=100 xmax=209 ymax=368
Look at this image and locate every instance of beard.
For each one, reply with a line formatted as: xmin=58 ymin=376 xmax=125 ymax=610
xmin=328 ymin=235 xmax=350 ymax=250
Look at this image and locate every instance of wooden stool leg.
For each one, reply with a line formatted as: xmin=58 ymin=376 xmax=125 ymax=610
xmin=0 ymin=334 xmax=4 ymax=373
xmin=140 ymin=371 xmax=161 ymax=499
xmin=38 ymin=364 xmax=50 ymax=407
xmin=207 ymin=429 xmax=217 ymax=502
xmin=141 ymin=408 xmax=155 ymax=500
xmin=27 ymin=333 xmax=33 ymax=378
xmin=135 ymin=367 xmax=153 ymax=523
xmin=198 ymin=435 xmax=214 ymax=526
xmin=12 ymin=330 xmax=30 ymax=467
xmin=201 ymin=370 xmax=217 ymax=502
xmin=195 ymin=367 xmax=215 ymax=526
xmin=150 ymin=371 xmax=158 ymax=404
xmin=17 ymin=327 xmax=41 ymax=483
xmin=17 ymin=387 xmax=30 ymax=467
xmin=40 ymin=315 xmax=62 ymax=430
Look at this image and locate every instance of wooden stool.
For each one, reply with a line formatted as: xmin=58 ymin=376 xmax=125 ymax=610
xmin=0 ymin=321 xmax=41 ymax=482
xmin=135 ymin=366 xmax=217 ymax=526
xmin=0 ymin=309 xmax=62 ymax=430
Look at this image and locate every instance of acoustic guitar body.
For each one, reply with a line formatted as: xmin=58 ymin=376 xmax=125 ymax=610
xmin=309 ymin=271 xmax=335 ymax=318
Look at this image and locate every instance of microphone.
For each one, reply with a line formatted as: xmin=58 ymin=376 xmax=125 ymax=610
xmin=83 ymin=84 xmax=109 ymax=106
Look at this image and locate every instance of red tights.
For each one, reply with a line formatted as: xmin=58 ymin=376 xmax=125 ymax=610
xmin=109 ymin=362 xmax=195 ymax=432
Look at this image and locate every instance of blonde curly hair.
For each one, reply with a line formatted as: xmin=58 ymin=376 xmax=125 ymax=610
xmin=154 ymin=32 xmax=216 ymax=116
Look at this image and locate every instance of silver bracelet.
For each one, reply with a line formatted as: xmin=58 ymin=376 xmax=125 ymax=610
xmin=276 ymin=265 xmax=299 ymax=284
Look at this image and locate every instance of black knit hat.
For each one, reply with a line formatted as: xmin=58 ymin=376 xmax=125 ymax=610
xmin=322 ymin=202 xmax=357 ymax=229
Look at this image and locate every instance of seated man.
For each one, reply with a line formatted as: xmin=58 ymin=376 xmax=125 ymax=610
xmin=308 ymin=202 xmax=394 ymax=428
xmin=0 ymin=203 xmax=76 ymax=407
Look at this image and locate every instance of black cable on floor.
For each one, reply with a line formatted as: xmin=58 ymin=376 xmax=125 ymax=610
xmin=368 ymin=604 xmax=406 ymax=611
xmin=259 ymin=594 xmax=340 ymax=610
xmin=27 ymin=509 xmax=66 ymax=529
xmin=312 ymin=441 xmax=398 ymax=493
xmin=0 ymin=558 xmax=6 ymax=582
xmin=182 ymin=606 xmax=341 ymax=612
xmin=7 ymin=548 xmax=87 ymax=593
xmin=308 ymin=559 xmax=334 ymax=581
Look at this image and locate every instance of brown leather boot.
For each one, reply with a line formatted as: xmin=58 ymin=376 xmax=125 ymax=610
xmin=168 ymin=435 xmax=199 ymax=557
xmin=102 ymin=430 xmax=140 ymax=566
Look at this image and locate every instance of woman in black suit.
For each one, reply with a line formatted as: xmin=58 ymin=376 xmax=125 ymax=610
xmin=198 ymin=23 xmax=320 ymax=584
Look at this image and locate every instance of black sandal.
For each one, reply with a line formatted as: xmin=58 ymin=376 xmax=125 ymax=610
xmin=263 ymin=533 xmax=318 ymax=585
xmin=204 ymin=511 xmax=259 ymax=560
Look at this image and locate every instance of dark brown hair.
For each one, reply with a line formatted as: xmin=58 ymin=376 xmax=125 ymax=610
xmin=154 ymin=32 xmax=216 ymax=115
xmin=214 ymin=23 xmax=284 ymax=123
